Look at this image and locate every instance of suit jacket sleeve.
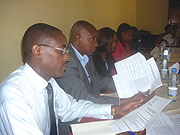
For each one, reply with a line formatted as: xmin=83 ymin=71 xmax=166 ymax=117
xmin=55 ymin=46 xmax=119 ymax=105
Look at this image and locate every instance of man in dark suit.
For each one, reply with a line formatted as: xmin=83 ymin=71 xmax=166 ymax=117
xmin=55 ymin=20 xmax=154 ymax=135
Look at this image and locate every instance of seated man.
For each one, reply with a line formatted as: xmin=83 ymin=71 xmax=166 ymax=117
xmin=0 ymin=23 xmax=144 ymax=135
xmin=56 ymin=20 xmax=153 ymax=104
xmin=55 ymin=20 xmax=154 ymax=134
xmin=154 ymin=24 xmax=173 ymax=45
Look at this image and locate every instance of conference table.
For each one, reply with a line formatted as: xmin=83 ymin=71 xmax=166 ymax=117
xmin=70 ymin=46 xmax=180 ymax=135
xmin=151 ymin=45 xmax=180 ymax=115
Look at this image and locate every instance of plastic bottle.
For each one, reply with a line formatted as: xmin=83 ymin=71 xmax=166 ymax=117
xmin=160 ymin=42 xmax=164 ymax=60
xmin=161 ymin=55 xmax=168 ymax=80
xmin=168 ymin=68 xmax=178 ymax=102
xmin=164 ymin=47 xmax=168 ymax=56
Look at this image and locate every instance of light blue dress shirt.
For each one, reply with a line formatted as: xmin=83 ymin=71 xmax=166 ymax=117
xmin=71 ymin=44 xmax=91 ymax=83
xmin=0 ymin=63 xmax=113 ymax=135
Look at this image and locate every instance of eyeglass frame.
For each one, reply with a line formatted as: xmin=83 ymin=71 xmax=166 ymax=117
xmin=38 ymin=44 xmax=69 ymax=55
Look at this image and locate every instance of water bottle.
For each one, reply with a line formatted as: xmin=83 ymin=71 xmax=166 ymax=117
xmin=160 ymin=42 xmax=164 ymax=60
xmin=161 ymin=55 xmax=168 ymax=80
xmin=164 ymin=47 xmax=168 ymax=56
xmin=168 ymin=68 xmax=178 ymax=102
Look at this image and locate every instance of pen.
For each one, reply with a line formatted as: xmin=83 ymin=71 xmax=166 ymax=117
xmin=127 ymin=131 xmax=136 ymax=135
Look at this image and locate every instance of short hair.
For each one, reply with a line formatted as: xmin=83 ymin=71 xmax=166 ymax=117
xmin=69 ymin=20 xmax=96 ymax=42
xmin=117 ymin=23 xmax=132 ymax=43
xmin=97 ymin=27 xmax=116 ymax=53
xmin=22 ymin=23 xmax=62 ymax=62
xmin=164 ymin=24 xmax=173 ymax=32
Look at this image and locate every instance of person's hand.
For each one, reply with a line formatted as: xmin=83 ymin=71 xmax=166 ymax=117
xmin=112 ymin=99 xmax=143 ymax=117
xmin=116 ymin=129 xmax=146 ymax=135
xmin=130 ymin=90 xmax=155 ymax=104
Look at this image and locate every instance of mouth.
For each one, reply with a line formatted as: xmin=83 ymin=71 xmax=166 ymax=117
xmin=91 ymin=48 xmax=96 ymax=52
xmin=62 ymin=63 xmax=68 ymax=70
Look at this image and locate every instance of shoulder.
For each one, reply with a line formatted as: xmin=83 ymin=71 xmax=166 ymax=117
xmin=0 ymin=68 xmax=32 ymax=103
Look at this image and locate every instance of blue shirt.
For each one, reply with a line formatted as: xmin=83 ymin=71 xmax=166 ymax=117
xmin=71 ymin=43 xmax=91 ymax=83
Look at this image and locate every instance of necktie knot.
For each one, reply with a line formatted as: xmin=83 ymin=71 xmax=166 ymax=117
xmin=46 ymin=83 xmax=53 ymax=94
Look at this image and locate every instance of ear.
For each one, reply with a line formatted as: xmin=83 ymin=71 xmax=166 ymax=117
xmin=32 ymin=45 xmax=41 ymax=59
xmin=121 ymin=32 xmax=125 ymax=37
xmin=75 ymin=34 xmax=81 ymax=41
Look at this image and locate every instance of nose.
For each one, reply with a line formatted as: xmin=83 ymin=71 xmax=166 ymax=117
xmin=93 ymin=39 xmax=98 ymax=47
xmin=63 ymin=52 xmax=70 ymax=62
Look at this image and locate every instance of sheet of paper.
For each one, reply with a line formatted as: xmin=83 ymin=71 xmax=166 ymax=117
xmin=146 ymin=112 xmax=180 ymax=135
xmin=162 ymin=33 xmax=174 ymax=44
xmin=109 ymin=95 xmax=171 ymax=134
xmin=168 ymin=62 xmax=180 ymax=74
xmin=170 ymin=114 xmax=180 ymax=132
xmin=70 ymin=120 xmax=116 ymax=135
xmin=113 ymin=52 xmax=162 ymax=98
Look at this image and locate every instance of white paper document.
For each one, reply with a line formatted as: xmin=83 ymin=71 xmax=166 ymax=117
xmin=109 ymin=95 xmax=171 ymax=134
xmin=70 ymin=120 xmax=116 ymax=135
xmin=163 ymin=33 xmax=174 ymax=44
xmin=113 ymin=52 xmax=162 ymax=98
xmin=168 ymin=62 xmax=180 ymax=75
xmin=146 ymin=112 xmax=180 ymax=135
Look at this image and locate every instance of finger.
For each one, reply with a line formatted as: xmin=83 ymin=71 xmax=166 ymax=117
xmin=138 ymin=99 xmax=144 ymax=104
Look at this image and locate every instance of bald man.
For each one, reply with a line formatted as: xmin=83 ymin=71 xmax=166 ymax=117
xmin=0 ymin=23 xmax=146 ymax=135
xmin=55 ymin=20 xmax=154 ymax=135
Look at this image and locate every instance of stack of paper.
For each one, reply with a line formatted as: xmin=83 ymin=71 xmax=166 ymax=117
xmin=70 ymin=96 xmax=172 ymax=135
xmin=146 ymin=112 xmax=180 ymax=135
xmin=109 ymin=95 xmax=171 ymax=134
xmin=112 ymin=52 xmax=162 ymax=98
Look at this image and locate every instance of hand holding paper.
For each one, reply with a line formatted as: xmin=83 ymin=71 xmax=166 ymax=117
xmin=113 ymin=52 xmax=162 ymax=98
xmin=112 ymin=99 xmax=143 ymax=117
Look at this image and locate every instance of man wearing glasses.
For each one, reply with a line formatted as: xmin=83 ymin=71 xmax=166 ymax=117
xmin=0 ymin=23 xmax=145 ymax=135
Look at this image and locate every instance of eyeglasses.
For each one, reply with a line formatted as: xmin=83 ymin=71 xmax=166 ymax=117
xmin=38 ymin=44 xmax=69 ymax=55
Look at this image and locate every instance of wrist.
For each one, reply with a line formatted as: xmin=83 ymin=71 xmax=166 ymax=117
xmin=111 ymin=105 xmax=116 ymax=117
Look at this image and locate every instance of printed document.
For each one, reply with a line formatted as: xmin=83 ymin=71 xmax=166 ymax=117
xmin=109 ymin=95 xmax=171 ymax=134
xmin=113 ymin=52 xmax=162 ymax=98
xmin=162 ymin=33 xmax=174 ymax=44
xmin=146 ymin=112 xmax=180 ymax=135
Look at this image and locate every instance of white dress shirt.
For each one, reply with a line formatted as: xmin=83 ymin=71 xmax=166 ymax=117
xmin=0 ymin=63 xmax=113 ymax=135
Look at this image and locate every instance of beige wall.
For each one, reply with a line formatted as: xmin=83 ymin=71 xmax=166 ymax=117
xmin=136 ymin=0 xmax=169 ymax=34
xmin=0 ymin=0 xmax=168 ymax=82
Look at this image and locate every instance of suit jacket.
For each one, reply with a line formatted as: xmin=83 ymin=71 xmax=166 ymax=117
xmin=55 ymin=43 xmax=119 ymax=105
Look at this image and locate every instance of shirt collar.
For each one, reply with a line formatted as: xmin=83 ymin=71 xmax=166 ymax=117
xmin=70 ymin=43 xmax=89 ymax=64
xmin=22 ymin=63 xmax=49 ymax=93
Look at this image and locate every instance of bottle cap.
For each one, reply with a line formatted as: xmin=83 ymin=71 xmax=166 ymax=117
xmin=172 ymin=68 xmax=177 ymax=72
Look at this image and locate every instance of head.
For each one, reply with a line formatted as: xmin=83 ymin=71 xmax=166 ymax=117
xmin=172 ymin=24 xmax=177 ymax=33
xmin=164 ymin=24 xmax=173 ymax=34
xmin=69 ymin=20 xmax=98 ymax=56
xmin=117 ymin=23 xmax=133 ymax=44
xmin=97 ymin=27 xmax=117 ymax=54
xmin=131 ymin=26 xmax=140 ymax=40
xmin=22 ymin=23 xmax=70 ymax=81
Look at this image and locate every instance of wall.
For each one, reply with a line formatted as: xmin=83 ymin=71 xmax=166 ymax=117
xmin=0 ymin=0 xmax=168 ymax=82
xmin=136 ymin=0 xmax=169 ymax=34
